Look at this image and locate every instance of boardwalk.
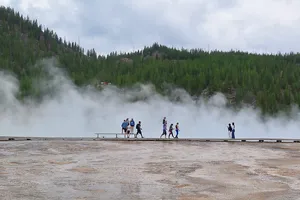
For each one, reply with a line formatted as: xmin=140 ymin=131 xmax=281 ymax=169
xmin=1 ymin=136 xmax=300 ymax=143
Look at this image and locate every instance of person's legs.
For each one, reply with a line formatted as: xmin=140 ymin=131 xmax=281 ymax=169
xmin=232 ymin=130 xmax=235 ymax=139
xmin=137 ymin=130 xmax=143 ymax=138
xmin=160 ymin=130 xmax=166 ymax=138
xmin=175 ymin=130 xmax=179 ymax=138
xmin=170 ymin=131 xmax=174 ymax=138
xmin=160 ymin=132 xmax=164 ymax=138
xmin=140 ymin=131 xmax=144 ymax=138
xmin=130 ymin=126 xmax=134 ymax=134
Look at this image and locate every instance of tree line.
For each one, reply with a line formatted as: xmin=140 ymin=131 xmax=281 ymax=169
xmin=1 ymin=6 xmax=300 ymax=115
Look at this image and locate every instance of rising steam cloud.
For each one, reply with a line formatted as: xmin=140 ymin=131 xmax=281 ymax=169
xmin=0 ymin=58 xmax=300 ymax=138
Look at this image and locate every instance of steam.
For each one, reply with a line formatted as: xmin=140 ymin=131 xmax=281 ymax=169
xmin=0 ymin=58 xmax=300 ymax=138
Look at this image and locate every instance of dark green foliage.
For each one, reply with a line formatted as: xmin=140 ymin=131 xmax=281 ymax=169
xmin=1 ymin=6 xmax=300 ymax=115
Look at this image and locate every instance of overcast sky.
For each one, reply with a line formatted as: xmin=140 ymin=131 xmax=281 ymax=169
xmin=1 ymin=0 xmax=300 ymax=55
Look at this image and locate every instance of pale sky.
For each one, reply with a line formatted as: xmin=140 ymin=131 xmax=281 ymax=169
xmin=1 ymin=0 xmax=300 ymax=55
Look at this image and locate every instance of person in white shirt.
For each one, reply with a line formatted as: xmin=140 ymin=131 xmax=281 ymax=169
xmin=231 ymin=122 xmax=235 ymax=139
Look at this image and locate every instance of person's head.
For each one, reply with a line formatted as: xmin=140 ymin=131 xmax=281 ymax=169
xmin=123 ymin=120 xmax=125 ymax=122
xmin=232 ymin=122 xmax=234 ymax=125
xmin=176 ymin=122 xmax=179 ymax=125
xmin=171 ymin=123 xmax=173 ymax=126
xmin=163 ymin=117 xmax=166 ymax=119
xmin=228 ymin=123 xmax=231 ymax=126
xmin=139 ymin=121 xmax=141 ymax=124
xmin=131 ymin=118 xmax=133 ymax=121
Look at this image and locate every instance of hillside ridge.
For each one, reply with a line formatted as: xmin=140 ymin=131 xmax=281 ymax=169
xmin=1 ymin=6 xmax=300 ymax=115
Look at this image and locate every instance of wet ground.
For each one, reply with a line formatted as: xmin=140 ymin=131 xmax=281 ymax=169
xmin=0 ymin=141 xmax=300 ymax=200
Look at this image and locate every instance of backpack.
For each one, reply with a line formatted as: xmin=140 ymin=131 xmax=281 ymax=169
xmin=228 ymin=126 xmax=232 ymax=132
xmin=130 ymin=120 xmax=135 ymax=126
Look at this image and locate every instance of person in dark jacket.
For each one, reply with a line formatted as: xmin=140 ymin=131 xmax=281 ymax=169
xmin=135 ymin=121 xmax=144 ymax=138
xmin=231 ymin=122 xmax=235 ymax=139
xmin=168 ymin=124 xmax=174 ymax=138
xmin=227 ymin=123 xmax=232 ymax=138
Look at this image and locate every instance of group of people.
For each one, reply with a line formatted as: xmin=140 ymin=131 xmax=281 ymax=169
xmin=160 ymin=117 xmax=180 ymax=139
xmin=121 ymin=118 xmax=236 ymax=139
xmin=121 ymin=118 xmax=143 ymax=138
xmin=121 ymin=117 xmax=181 ymax=139
xmin=227 ymin=122 xmax=236 ymax=139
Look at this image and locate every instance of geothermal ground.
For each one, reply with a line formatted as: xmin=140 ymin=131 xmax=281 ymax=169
xmin=1 ymin=141 xmax=300 ymax=200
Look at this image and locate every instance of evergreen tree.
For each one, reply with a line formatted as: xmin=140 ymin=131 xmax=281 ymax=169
xmin=1 ymin=6 xmax=300 ymax=115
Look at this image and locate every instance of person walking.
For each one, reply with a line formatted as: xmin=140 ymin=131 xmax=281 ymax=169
xmin=160 ymin=120 xmax=167 ymax=138
xmin=135 ymin=121 xmax=144 ymax=138
xmin=168 ymin=123 xmax=175 ymax=138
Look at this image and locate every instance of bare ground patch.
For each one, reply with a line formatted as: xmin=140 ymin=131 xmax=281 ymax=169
xmin=48 ymin=160 xmax=76 ymax=165
xmin=69 ymin=167 xmax=97 ymax=173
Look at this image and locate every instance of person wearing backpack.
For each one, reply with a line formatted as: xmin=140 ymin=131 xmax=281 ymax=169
xmin=129 ymin=118 xmax=135 ymax=134
xmin=135 ymin=121 xmax=144 ymax=138
xmin=227 ymin=123 xmax=232 ymax=138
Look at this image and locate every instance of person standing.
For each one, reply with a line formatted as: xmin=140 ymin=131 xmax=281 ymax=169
xmin=175 ymin=122 xmax=180 ymax=138
xmin=130 ymin=118 xmax=135 ymax=134
xmin=135 ymin=121 xmax=144 ymax=138
xmin=231 ymin=122 xmax=235 ymax=139
xmin=227 ymin=123 xmax=232 ymax=138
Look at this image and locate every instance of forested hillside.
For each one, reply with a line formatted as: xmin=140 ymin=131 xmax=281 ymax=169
xmin=1 ymin=6 xmax=300 ymax=115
